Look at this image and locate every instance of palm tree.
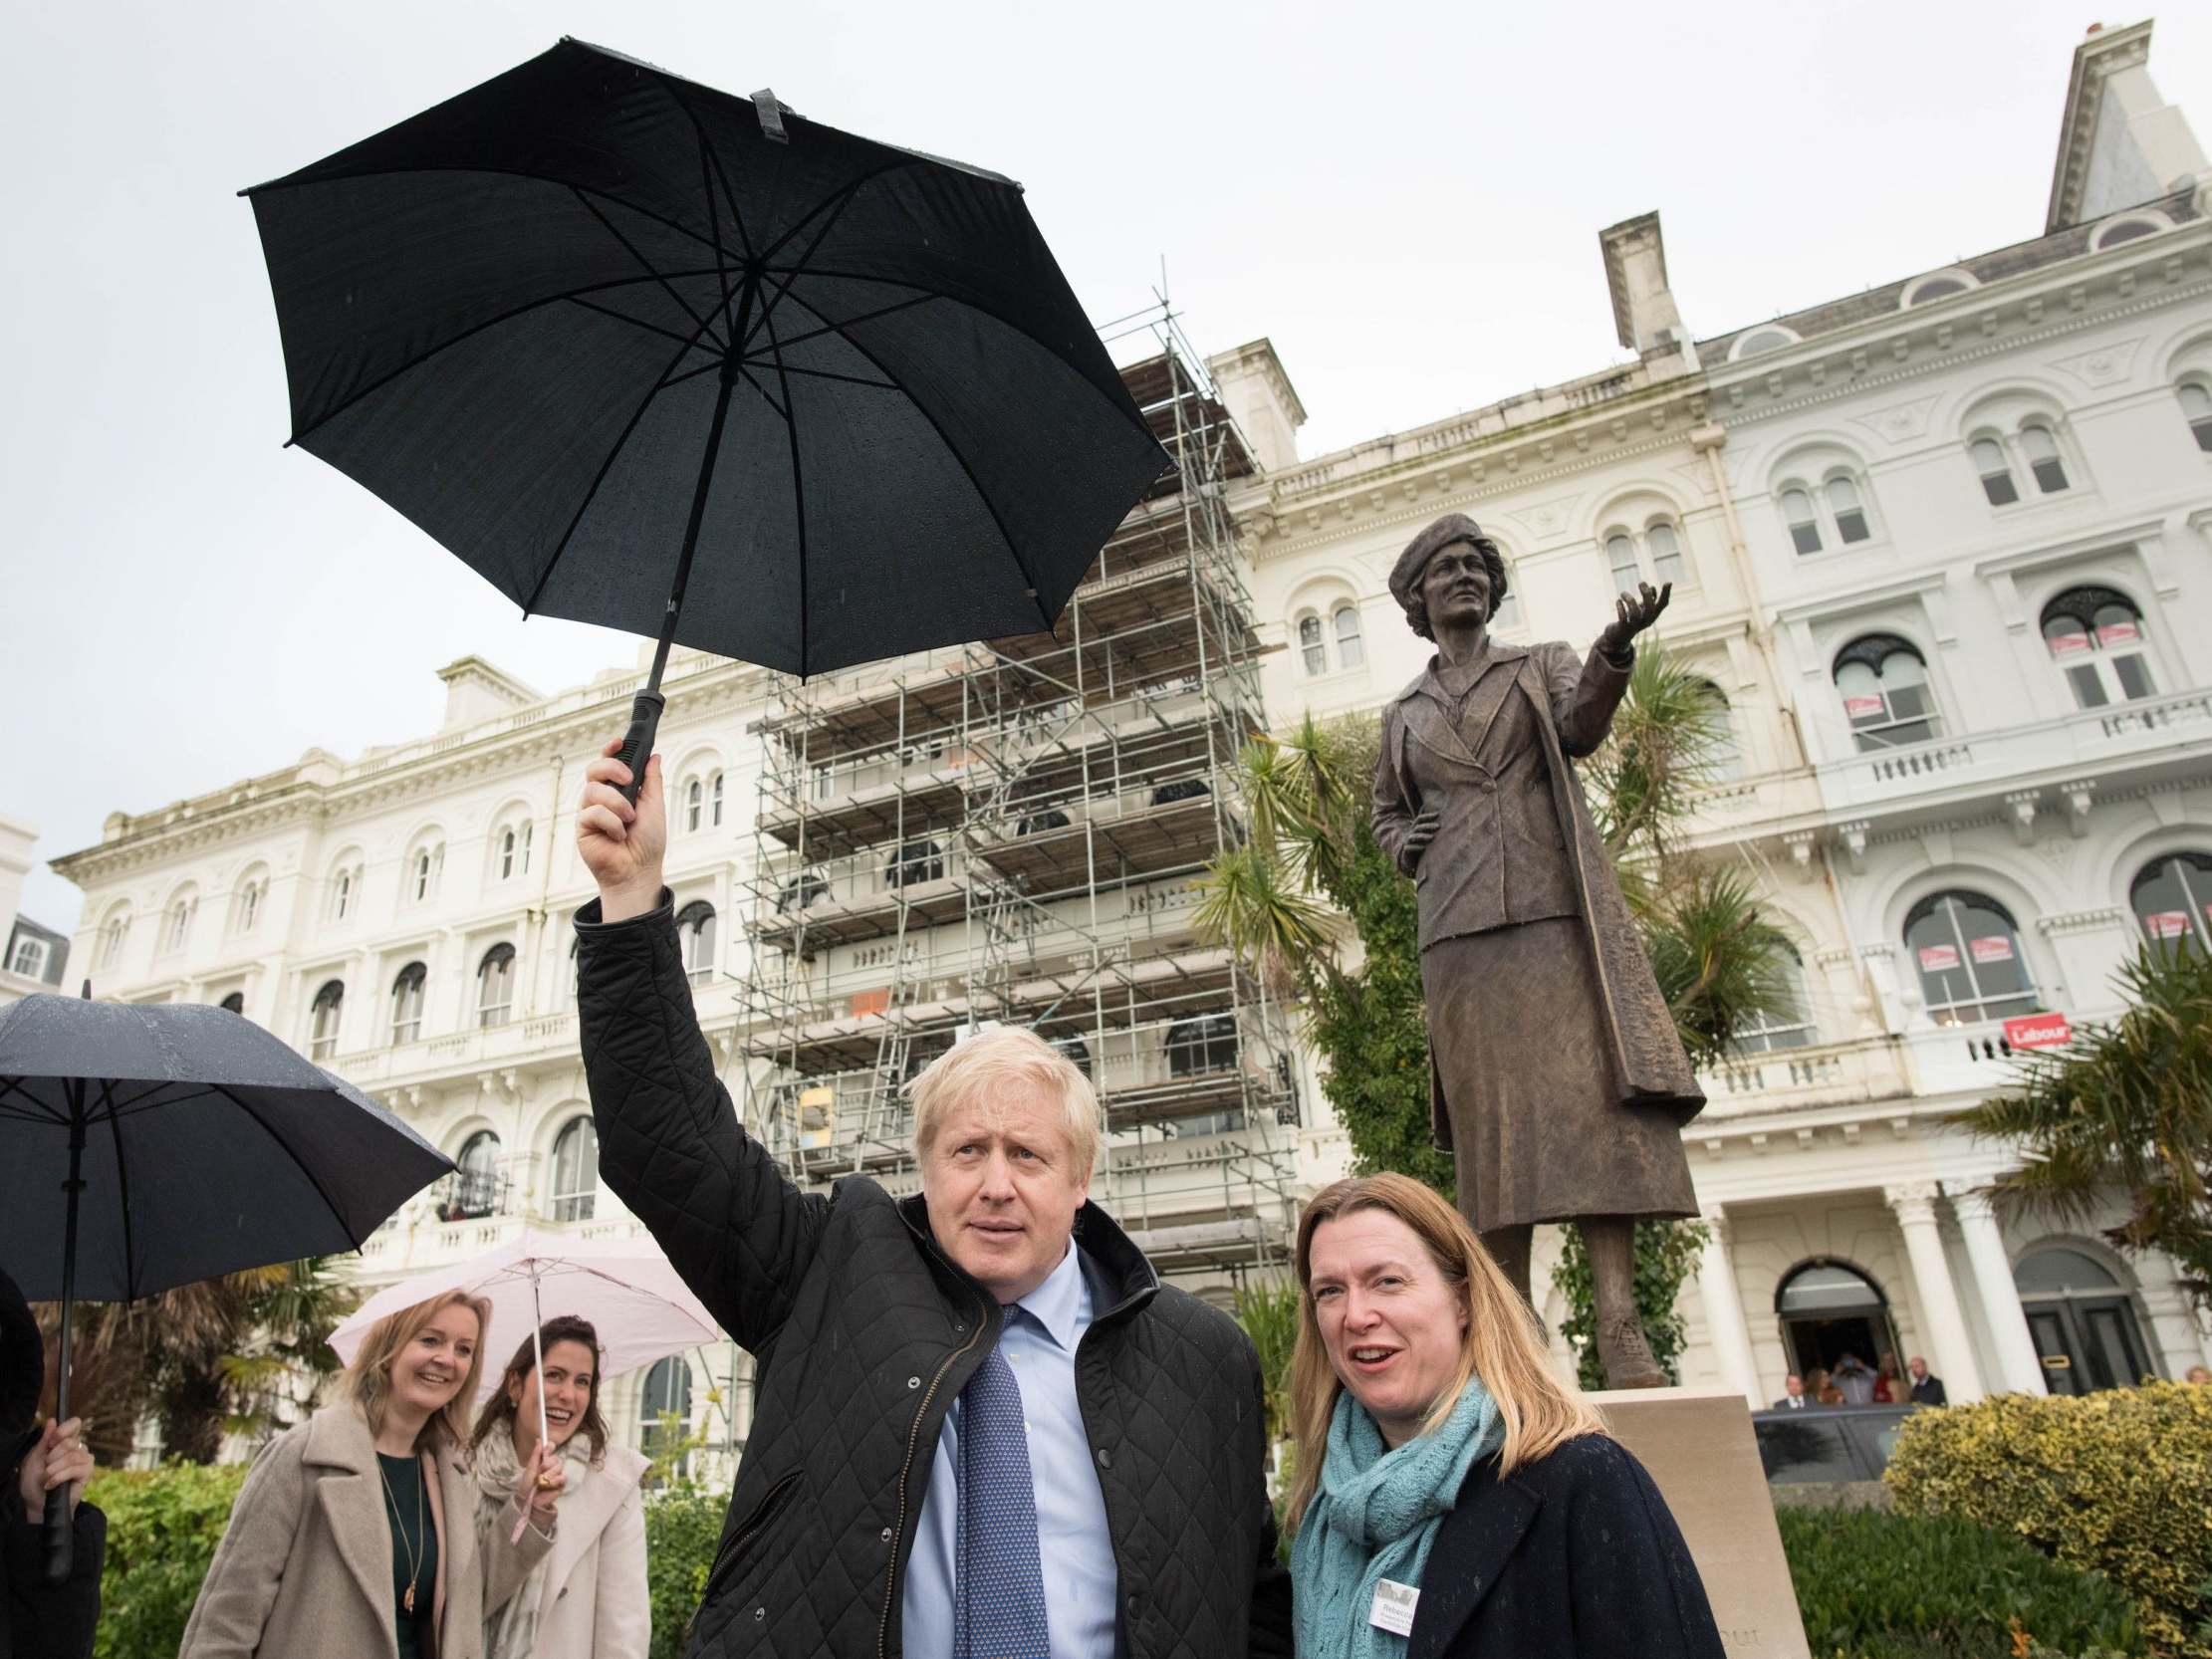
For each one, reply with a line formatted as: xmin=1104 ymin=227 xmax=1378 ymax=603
xmin=1960 ymin=943 xmax=2212 ymax=1313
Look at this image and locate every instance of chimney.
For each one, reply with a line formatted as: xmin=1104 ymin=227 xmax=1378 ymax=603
xmin=2046 ymin=20 xmax=2207 ymax=231
xmin=1599 ymin=212 xmax=1697 ymax=376
xmin=1204 ymin=339 xmax=1307 ymax=475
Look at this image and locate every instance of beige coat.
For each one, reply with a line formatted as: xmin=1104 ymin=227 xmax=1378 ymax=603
xmin=179 ymin=1404 xmax=554 ymax=1659
xmin=481 ymin=1444 xmax=651 ymax=1659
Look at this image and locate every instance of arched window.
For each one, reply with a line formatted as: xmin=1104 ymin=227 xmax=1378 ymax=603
xmin=710 ymin=772 xmax=725 ymax=830
xmin=232 ymin=875 xmax=265 ymax=935
xmin=2089 ymin=213 xmax=2169 ymax=251
xmin=389 ymin=961 xmax=427 ymax=1044
xmin=1687 ymin=678 xmax=1743 ymax=780
xmin=1780 ymin=488 xmax=1823 ymax=555
xmin=1970 ymin=436 xmax=2019 ymax=507
xmin=639 ymin=1355 xmax=693 ymax=1470
xmin=676 ymin=900 xmax=719 ymax=986
xmin=2039 ymin=587 xmax=2154 ymax=708
xmin=476 ymin=943 xmax=517 ymax=1029
xmin=309 ymin=980 xmax=346 ymax=1061
xmin=1644 ymin=522 xmax=1685 ymax=587
xmin=1490 ymin=571 xmax=1525 ymax=631
xmin=776 ymin=870 xmax=830 ymax=913
xmin=162 ymin=889 xmax=197 ymax=955
xmin=2179 ymin=382 xmax=2212 ymax=453
xmin=1833 ymin=635 xmax=1940 ymax=751
xmin=1604 ymin=532 xmax=1640 ymax=596
xmin=550 ymin=1116 xmax=599 ymax=1223
xmin=2019 ymin=424 xmax=2069 ymax=494
xmin=2128 ymin=852 xmax=2212 ymax=955
xmin=2014 ymin=1247 xmax=2149 ymax=1395
xmin=1903 ymin=276 xmax=1970 ymax=307
xmin=1052 ymin=1035 xmax=1094 ymax=1077
xmin=330 ymin=862 xmax=361 ymax=923
xmin=1825 ymin=475 xmax=1871 ymax=544
xmin=1149 ymin=778 xmax=1211 ymax=807
xmin=1736 ymin=942 xmax=1816 ymax=1053
xmin=1903 ymin=890 xmax=2038 ymax=1026
xmin=448 ymin=1130 xmax=502 ymax=1221
xmin=1297 ymin=613 xmax=1327 ymax=676
xmin=1730 ymin=326 xmax=1799 ymax=360
xmin=410 ymin=844 xmax=444 ymax=905
xmin=219 ymin=991 xmax=246 ymax=1016
xmin=684 ymin=778 xmax=704 ymax=834
xmin=1165 ymin=1014 xmax=1238 ymax=1077
xmin=885 ymin=839 xmax=945 ymax=888
xmin=97 ymin=909 xmax=129 ymax=971
xmin=497 ymin=822 xmax=532 ymax=881
xmin=1774 ymin=1260 xmax=1902 ymax=1385
xmin=1332 ymin=603 xmax=1364 ymax=670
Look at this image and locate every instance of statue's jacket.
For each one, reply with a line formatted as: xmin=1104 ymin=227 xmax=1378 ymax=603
xmin=1370 ymin=637 xmax=1706 ymax=1148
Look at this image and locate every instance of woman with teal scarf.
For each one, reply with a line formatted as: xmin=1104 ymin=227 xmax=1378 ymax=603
xmin=1288 ymin=1174 xmax=1724 ymax=1659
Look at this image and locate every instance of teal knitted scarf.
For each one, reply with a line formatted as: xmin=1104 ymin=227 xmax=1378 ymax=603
xmin=1291 ymin=1379 xmax=1503 ymax=1659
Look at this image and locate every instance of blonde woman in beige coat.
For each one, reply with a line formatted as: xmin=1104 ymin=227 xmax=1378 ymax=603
xmin=180 ymin=1291 xmax=563 ymax=1659
xmin=469 ymin=1317 xmax=649 ymax=1659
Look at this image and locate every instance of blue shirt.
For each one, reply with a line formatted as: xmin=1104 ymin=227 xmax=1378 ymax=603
xmin=901 ymin=1241 xmax=1120 ymax=1657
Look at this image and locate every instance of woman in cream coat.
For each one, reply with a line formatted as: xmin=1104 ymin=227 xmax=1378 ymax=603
xmin=470 ymin=1317 xmax=649 ymax=1659
xmin=181 ymin=1291 xmax=563 ymax=1659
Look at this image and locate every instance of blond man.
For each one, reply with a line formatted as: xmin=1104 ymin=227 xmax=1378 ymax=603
xmin=573 ymin=745 xmax=1289 ymax=1659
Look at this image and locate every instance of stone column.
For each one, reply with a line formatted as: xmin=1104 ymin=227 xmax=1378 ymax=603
xmin=1884 ymin=1183 xmax=1985 ymax=1401
xmin=1949 ymin=1187 xmax=2046 ymax=1395
xmin=1694 ymin=1207 xmax=1764 ymax=1408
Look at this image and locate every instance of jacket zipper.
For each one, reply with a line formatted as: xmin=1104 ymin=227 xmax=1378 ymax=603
xmin=689 ymin=1468 xmax=801 ymax=1639
xmin=877 ymin=1302 xmax=988 ymax=1659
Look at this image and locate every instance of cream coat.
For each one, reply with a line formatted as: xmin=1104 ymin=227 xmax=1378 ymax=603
xmin=179 ymin=1404 xmax=554 ymax=1659
xmin=481 ymin=1443 xmax=650 ymax=1659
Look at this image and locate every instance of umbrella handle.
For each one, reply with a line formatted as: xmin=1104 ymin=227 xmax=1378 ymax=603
xmin=613 ymin=692 xmax=664 ymax=808
xmin=43 ymin=1485 xmax=73 ymax=1585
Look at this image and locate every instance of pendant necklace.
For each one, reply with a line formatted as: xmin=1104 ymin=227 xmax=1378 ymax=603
xmin=377 ymin=1455 xmax=425 ymax=1616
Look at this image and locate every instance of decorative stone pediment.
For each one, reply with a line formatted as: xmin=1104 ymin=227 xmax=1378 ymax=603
xmin=1850 ymin=394 xmax=1941 ymax=446
xmin=2047 ymin=338 xmax=2141 ymax=388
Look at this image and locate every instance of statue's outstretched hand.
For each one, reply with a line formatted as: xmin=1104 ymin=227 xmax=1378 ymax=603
xmin=1599 ymin=581 xmax=1670 ymax=661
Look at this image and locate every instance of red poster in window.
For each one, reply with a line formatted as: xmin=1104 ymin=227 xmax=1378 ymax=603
xmin=1917 ymin=944 xmax=1960 ymax=971
xmin=1969 ymin=936 xmax=2015 ymax=964
xmin=849 ymin=987 xmax=889 ymax=1018
xmin=2095 ymin=621 xmax=2139 ymax=646
xmin=2046 ymin=631 xmax=2091 ymax=655
xmin=2146 ymin=911 xmax=2191 ymax=939
xmin=2003 ymin=1013 xmax=2072 ymax=1051
xmin=1843 ymin=695 xmax=1885 ymax=718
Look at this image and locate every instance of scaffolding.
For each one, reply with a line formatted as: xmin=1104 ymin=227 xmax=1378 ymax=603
xmin=731 ymin=304 xmax=1303 ymax=1281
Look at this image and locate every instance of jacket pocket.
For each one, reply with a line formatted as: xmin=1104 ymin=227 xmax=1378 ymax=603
xmin=693 ymin=1469 xmax=802 ymax=1628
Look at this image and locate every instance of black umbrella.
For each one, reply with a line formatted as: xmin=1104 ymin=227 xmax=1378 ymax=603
xmin=0 ymin=991 xmax=452 ymax=1578
xmin=243 ymin=39 xmax=1169 ymax=800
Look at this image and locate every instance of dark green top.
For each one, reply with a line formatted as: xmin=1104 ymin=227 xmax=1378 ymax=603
xmin=376 ymin=1452 xmax=437 ymax=1659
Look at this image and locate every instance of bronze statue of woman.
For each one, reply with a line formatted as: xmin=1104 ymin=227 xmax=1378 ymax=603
xmin=1370 ymin=512 xmax=1707 ymax=1388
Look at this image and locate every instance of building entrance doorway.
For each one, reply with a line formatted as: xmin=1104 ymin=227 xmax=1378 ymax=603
xmin=2015 ymin=1247 xmax=2151 ymax=1394
xmin=1777 ymin=1261 xmax=1903 ymax=1390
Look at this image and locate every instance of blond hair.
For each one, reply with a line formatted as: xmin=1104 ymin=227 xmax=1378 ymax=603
xmin=908 ymin=1026 xmax=1102 ymax=1179
xmin=344 ymin=1290 xmax=492 ymax=1452
xmin=1285 ymin=1174 xmax=1604 ymax=1533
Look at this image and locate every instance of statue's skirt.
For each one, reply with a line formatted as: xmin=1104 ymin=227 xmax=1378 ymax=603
xmin=1424 ymin=915 xmax=1698 ymax=1234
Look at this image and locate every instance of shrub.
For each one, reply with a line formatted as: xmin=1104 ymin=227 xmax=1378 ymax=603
xmin=1883 ymin=1382 xmax=2212 ymax=1658
xmin=644 ymin=1482 xmax=729 ymax=1659
xmin=1777 ymin=1506 xmax=2144 ymax=1658
xmin=85 ymin=1461 xmax=249 ymax=1659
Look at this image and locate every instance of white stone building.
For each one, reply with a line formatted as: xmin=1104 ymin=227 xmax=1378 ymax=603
xmin=49 ymin=22 xmax=2212 ymax=1463
xmin=1220 ymin=17 xmax=2212 ymax=1405
xmin=1 ymin=816 xmax=71 ymax=1005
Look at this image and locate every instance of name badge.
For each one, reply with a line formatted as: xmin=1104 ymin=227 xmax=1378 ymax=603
xmin=1369 ymin=1578 xmax=1418 ymax=1636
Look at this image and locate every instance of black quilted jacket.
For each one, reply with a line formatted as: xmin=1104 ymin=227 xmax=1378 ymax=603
xmin=577 ymin=894 xmax=1292 ymax=1658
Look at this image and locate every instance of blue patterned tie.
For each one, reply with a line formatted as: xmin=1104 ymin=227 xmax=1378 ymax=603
xmin=954 ymin=1340 xmax=1051 ymax=1659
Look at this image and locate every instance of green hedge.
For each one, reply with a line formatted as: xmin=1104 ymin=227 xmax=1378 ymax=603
xmin=1778 ymin=1506 xmax=2144 ymax=1659
xmin=1883 ymin=1381 xmax=2212 ymax=1658
xmin=85 ymin=1462 xmax=249 ymax=1659
xmin=642 ymin=1484 xmax=727 ymax=1659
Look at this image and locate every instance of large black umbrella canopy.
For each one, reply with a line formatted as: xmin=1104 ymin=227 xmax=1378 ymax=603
xmin=242 ymin=39 xmax=1169 ymax=691
xmin=0 ymin=991 xmax=450 ymax=1576
xmin=0 ymin=995 xmax=449 ymax=1304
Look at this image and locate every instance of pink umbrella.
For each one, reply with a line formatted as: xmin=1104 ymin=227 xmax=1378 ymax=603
xmin=329 ymin=1230 xmax=720 ymax=1450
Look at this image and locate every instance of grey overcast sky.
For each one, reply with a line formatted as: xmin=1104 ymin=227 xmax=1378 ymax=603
xmin=5 ymin=0 xmax=2207 ymax=931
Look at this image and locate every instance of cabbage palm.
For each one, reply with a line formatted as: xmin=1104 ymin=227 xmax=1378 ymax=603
xmin=1960 ymin=944 xmax=2212 ymax=1312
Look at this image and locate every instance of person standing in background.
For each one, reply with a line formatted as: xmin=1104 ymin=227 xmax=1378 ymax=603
xmin=1907 ymin=1356 xmax=1948 ymax=1407
xmin=471 ymin=1317 xmax=649 ymax=1659
xmin=181 ymin=1291 xmax=559 ymax=1659
xmin=3 ymin=1266 xmax=101 ymax=1659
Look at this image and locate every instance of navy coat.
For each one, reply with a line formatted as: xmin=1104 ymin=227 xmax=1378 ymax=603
xmin=1404 ymin=1433 xmax=1725 ymax=1659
